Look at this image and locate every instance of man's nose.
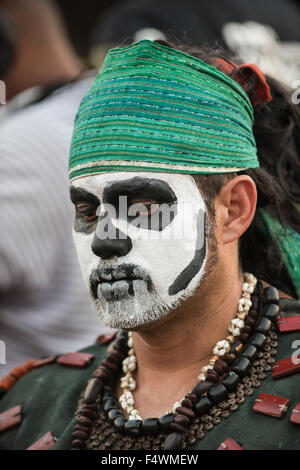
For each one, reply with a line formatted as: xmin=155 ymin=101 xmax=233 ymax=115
xmin=91 ymin=228 xmax=132 ymax=260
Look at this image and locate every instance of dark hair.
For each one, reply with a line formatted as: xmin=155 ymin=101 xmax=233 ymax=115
xmin=155 ymin=40 xmax=300 ymax=297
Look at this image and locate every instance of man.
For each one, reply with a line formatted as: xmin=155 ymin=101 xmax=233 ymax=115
xmin=0 ymin=0 xmax=81 ymax=104
xmin=0 ymin=0 xmax=111 ymax=378
xmin=0 ymin=40 xmax=299 ymax=450
xmin=90 ymin=0 xmax=300 ymax=86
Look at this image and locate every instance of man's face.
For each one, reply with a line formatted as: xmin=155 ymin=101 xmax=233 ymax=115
xmin=70 ymin=172 xmax=209 ymax=329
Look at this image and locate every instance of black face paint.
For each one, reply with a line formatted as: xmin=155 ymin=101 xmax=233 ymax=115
xmin=103 ymin=177 xmax=178 ymax=231
xmin=168 ymin=210 xmax=206 ymax=296
xmin=70 ymin=186 xmax=100 ymax=205
xmin=90 ymin=264 xmax=152 ymax=300
xmin=70 ymin=186 xmax=100 ymax=234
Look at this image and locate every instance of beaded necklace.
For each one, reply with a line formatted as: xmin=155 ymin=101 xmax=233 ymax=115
xmin=119 ymin=273 xmax=257 ymax=420
xmin=71 ymin=276 xmax=280 ymax=450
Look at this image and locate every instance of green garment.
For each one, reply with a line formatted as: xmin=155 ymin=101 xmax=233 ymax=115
xmin=0 ymin=298 xmax=300 ymax=451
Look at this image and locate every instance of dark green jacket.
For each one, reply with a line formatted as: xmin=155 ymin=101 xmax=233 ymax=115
xmin=0 ymin=299 xmax=300 ymax=450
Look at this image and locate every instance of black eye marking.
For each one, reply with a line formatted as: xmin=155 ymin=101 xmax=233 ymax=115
xmin=103 ymin=178 xmax=177 ymax=231
xmin=168 ymin=210 xmax=206 ymax=296
xmin=70 ymin=186 xmax=100 ymax=234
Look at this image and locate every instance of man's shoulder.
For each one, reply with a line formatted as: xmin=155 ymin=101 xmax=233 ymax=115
xmin=192 ymin=298 xmax=300 ymax=450
xmin=0 ymin=334 xmax=115 ymax=450
xmin=0 ymin=78 xmax=93 ymax=150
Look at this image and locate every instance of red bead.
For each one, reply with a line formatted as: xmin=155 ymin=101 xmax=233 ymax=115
xmin=277 ymin=315 xmax=300 ymax=333
xmin=0 ymin=405 xmax=22 ymax=433
xmin=253 ymin=393 xmax=290 ymax=418
xmin=57 ymin=352 xmax=94 ymax=368
xmin=272 ymin=356 xmax=300 ymax=379
xmin=290 ymin=402 xmax=300 ymax=425
xmin=218 ymin=438 xmax=244 ymax=450
xmin=95 ymin=333 xmax=117 ymax=345
xmin=27 ymin=432 xmax=56 ymax=450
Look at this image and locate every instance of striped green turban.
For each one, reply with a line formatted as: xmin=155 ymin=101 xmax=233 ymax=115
xmin=69 ymin=40 xmax=259 ymax=182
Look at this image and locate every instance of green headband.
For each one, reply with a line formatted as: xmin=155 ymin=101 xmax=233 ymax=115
xmin=69 ymin=40 xmax=259 ymax=182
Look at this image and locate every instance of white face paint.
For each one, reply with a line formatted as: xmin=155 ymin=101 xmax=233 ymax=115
xmin=70 ymin=172 xmax=208 ymax=329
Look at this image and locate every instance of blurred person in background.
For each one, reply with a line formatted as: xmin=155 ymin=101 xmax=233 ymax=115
xmin=0 ymin=0 xmax=113 ymax=378
xmin=0 ymin=7 xmax=16 ymax=79
xmin=0 ymin=0 xmax=81 ymax=117
xmin=90 ymin=0 xmax=300 ymax=87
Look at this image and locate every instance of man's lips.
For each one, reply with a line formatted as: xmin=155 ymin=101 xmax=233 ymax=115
xmin=90 ymin=264 xmax=153 ymax=301
xmin=97 ymin=279 xmax=136 ymax=300
xmin=97 ymin=268 xmax=141 ymax=283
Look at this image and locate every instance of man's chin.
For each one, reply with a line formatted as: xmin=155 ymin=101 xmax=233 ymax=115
xmin=93 ymin=291 xmax=172 ymax=330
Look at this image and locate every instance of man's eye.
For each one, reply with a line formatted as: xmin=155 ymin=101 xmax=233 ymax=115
xmin=76 ymin=203 xmax=98 ymax=223
xmin=130 ymin=201 xmax=160 ymax=217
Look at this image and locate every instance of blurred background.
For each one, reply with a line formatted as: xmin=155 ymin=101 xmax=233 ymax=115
xmin=0 ymin=0 xmax=300 ymax=377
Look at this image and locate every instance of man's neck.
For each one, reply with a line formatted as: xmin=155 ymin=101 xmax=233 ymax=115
xmin=127 ymin=262 xmax=244 ymax=418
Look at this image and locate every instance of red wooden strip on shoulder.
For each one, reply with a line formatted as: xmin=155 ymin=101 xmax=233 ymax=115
xmin=0 ymin=405 xmax=22 ymax=433
xmin=218 ymin=438 xmax=244 ymax=450
xmin=290 ymin=402 xmax=300 ymax=425
xmin=27 ymin=431 xmax=56 ymax=450
xmin=277 ymin=315 xmax=300 ymax=333
xmin=34 ymin=356 xmax=57 ymax=368
xmin=253 ymin=393 xmax=290 ymax=418
xmin=57 ymin=352 xmax=94 ymax=368
xmin=95 ymin=332 xmax=117 ymax=345
xmin=272 ymin=357 xmax=300 ymax=379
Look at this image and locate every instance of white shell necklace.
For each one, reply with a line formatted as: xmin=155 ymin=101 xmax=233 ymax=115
xmin=119 ymin=272 xmax=257 ymax=420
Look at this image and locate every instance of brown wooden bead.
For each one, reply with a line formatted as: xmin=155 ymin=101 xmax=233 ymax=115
xmin=185 ymin=392 xmax=198 ymax=403
xmin=81 ymin=407 xmax=97 ymax=419
xmin=71 ymin=439 xmax=84 ymax=448
xmin=248 ymin=309 xmax=259 ymax=319
xmin=84 ymin=378 xmax=103 ymax=404
xmin=245 ymin=316 xmax=256 ymax=327
xmin=92 ymin=366 xmax=110 ymax=381
xmin=222 ymin=353 xmax=235 ymax=365
xmin=215 ymin=359 xmax=229 ymax=372
xmin=113 ymin=337 xmax=128 ymax=352
xmin=241 ymin=325 xmax=253 ymax=335
xmin=239 ymin=333 xmax=250 ymax=344
xmin=72 ymin=430 xmax=89 ymax=440
xmin=108 ymin=350 xmax=125 ymax=363
xmin=205 ymin=370 xmax=218 ymax=382
xmin=213 ymin=363 xmax=224 ymax=376
xmin=169 ymin=422 xmax=188 ymax=433
xmin=176 ymin=407 xmax=196 ymax=419
xmin=83 ymin=403 xmax=97 ymax=410
xmin=77 ymin=416 xmax=92 ymax=426
xmin=174 ymin=414 xmax=190 ymax=425
xmin=74 ymin=424 xmax=90 ymax=433
xmin=101 ymin=358 xmax=119 ymax=371
xmin=181 ymin=398 xmax=192 ymax=408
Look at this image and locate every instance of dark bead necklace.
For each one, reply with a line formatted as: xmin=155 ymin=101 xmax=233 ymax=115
xmin=71 ymin=281 xmax=279 ymax=450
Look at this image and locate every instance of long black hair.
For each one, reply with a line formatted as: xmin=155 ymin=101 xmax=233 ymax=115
xmin=155 ymin=39 xmax=300 ymax=297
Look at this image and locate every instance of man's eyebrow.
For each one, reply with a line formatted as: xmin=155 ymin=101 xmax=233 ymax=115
xmin=103 ymin=177 xmax=177 ymax=203
xmin=70 ymin=186 xmax=100 ymax=205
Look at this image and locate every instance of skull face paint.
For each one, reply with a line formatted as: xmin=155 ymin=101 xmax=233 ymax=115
xmin=70 ymin=172 xmax=208 ymax=329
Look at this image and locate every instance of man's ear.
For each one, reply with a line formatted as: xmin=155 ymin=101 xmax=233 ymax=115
xmin=215 ymin=175 xmax=257 ymax=245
